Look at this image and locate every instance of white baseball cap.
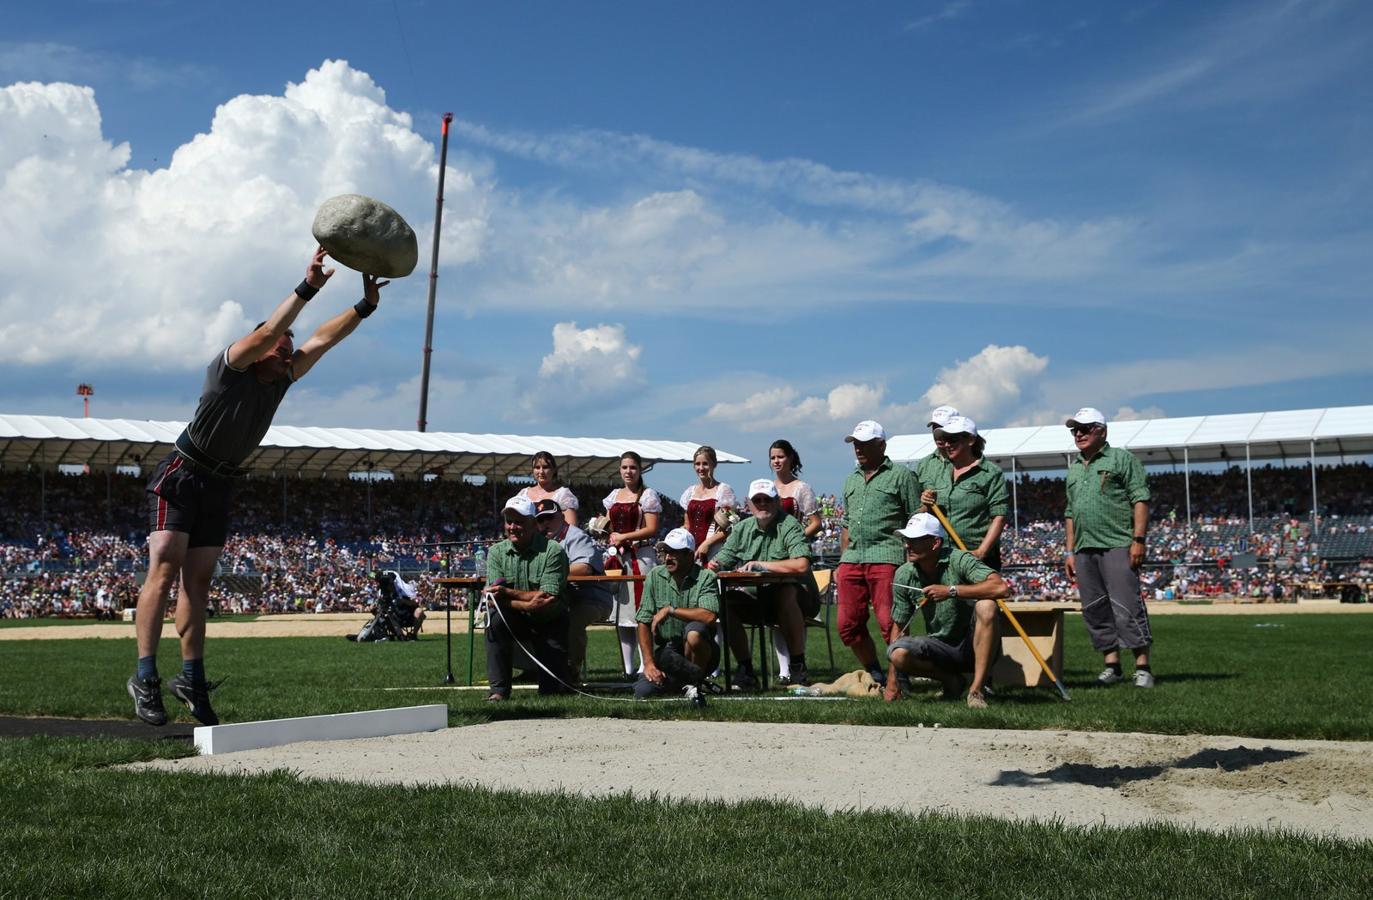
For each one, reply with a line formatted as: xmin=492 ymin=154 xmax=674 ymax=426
xmin=896 ymin=512 xmax=946 ymax=540
xmin=845 ymin=420 xmax=888 ymax=443
xmin=748 ymin=478 xmax=779 ymax=499
xmin=940 ymin=415 xmax=978 ymax=436
xmin=1066 ymin=407 xmax=1107 ymax=428
xmin=927 ymin=405 xmax=960 ymax=428
xmin=657 ymin=527 xmax=697 ymax=552
xmin=502 ymin=496 xmax=537 ymax=518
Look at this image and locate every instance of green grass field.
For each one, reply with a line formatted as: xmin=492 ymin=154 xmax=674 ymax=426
xmin=3 ymin=613 xmax=1371 ymax=897
xmin=2 ymin=736 xmax=1370 ymax=899
xmin=2 ymin=613 xmax=1371 ymax=739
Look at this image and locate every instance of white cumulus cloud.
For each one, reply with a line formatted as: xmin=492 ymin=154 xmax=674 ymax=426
xmin=0 ymin=60 xmax=490 ymax=368
xmin=707 ymin=344 xmax=1052 ymax=436
xmin=919 ymin=344 xmax=1050 ymax=425
xmin=523 ymin=322 xmax=645 ymax=419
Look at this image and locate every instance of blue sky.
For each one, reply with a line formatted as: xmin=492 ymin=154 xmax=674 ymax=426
xmin=1 ymin=0 xmax=1370 ymax=498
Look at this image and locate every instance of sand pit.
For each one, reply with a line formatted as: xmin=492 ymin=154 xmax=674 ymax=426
xmin=131 ymin=718 xmax=1373 ymax=841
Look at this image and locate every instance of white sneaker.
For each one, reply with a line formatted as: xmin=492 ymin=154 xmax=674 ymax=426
xmin=1133 ymin=670 xmax=1155 ymax=688
xmin=1097 ymin=668 xmax=1123 ymax=686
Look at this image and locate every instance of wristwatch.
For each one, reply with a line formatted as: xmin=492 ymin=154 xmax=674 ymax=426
xmin=1133 ymin=536 xmax=1146 ymax=545
xmin=948 ymin=585 xmax=959 ymax=601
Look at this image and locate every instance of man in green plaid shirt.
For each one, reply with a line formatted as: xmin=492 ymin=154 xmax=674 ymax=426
xmin=1063 ymin=407 xmax=1155 ymax=688
xmin=838 ymin=419 xmax=924 ymax=686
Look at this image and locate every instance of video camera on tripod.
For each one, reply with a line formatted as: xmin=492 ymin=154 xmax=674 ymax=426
xmin=347 ymin=569 xmax=423 ymax=642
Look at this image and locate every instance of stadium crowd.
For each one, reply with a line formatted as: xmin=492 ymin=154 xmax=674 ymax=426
xmin=3 ymin=462 xmax=1371 ymax=619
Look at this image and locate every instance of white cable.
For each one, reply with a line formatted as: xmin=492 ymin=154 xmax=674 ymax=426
xmin=484 ymin=591 xmax=684 ymax=704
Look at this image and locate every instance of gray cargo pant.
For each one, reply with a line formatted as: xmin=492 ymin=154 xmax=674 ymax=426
xmin=1075 ymin=547 xmax=1152 ymax=652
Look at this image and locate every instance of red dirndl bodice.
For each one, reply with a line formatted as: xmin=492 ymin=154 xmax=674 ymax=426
xmin=780 ymin=496 xmax=797 ymax=519
xmin=685 ymin=497 xmax=717 ymax=550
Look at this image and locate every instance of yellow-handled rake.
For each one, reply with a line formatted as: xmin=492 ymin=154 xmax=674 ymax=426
xmin=929 ymin=504 xmax=1071 ymax=702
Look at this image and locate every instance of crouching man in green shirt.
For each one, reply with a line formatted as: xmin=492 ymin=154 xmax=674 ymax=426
xmin=484 ymin=496 xmax=571 ymax=702
xmin=635 ymin=528 xmax=721 ymax=705
xmin=884 ymin=513 xmax=1010 ymax=708
xmin=709 ymin=478 xmax=815 ymax=688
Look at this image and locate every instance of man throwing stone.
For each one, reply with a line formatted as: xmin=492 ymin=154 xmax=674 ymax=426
xmin=128 ymin=247 xmax=388 ymax=726
xmin=1063 ymin=407 xmax=1155 ymax=688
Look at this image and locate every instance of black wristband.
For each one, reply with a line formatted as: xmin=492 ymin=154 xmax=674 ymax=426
xmin=353 ymin=299 xmax=376 ymax=319
xmin=294 ymin=280 xmax=319 ymax=301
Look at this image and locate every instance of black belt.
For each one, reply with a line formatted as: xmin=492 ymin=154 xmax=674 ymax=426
xmin=174 ymin=432 xmax=250 ymax=479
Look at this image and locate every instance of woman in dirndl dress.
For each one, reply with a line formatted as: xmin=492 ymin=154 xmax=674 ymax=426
xmin=768 ymin=438 xmax=823 ymax=683
xmin=679 ymin=445 xmax=737 ymax=565
xmin=515 ymin=450 xmax=579 ymax=526
xmin=603 ymin=451 xmax=662 ymax=676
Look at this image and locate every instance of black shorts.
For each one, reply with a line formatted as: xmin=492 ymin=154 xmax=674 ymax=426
xmin=146 ymin=452 xmax=235 ymax=548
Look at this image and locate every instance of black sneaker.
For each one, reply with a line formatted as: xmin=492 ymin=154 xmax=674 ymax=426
xmin=731 ymin=672 xmax=759 ymax=691
xmin=127 ymin=675 xmax=167 ymax=726
xmin=684 ymin=684 xmax=707 ymax=708
xmin=777 ymin=666 xmax=811 ymax=688
xmin=169 ymin=674 xmax=222 ymax=726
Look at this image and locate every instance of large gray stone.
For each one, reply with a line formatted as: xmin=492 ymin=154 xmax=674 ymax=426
xmin=311 ymin=194 xmax=419 ymax=278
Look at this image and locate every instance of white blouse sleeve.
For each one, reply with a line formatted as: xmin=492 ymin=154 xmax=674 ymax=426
xmin=640 ymin=489 xmax=663 ymax=514
xmin=679 ymin=486 xmax=695 ymax=508
xmin=717 ymin=483 xmax=737 ymax=510
xmin=515 ymin=486 xmax=532 ymax=501
xmin=554 ymin=486 xmax=579 ymax=511
xmin=602 ymin=490 xmax=617 ymax=511
xmin=796 ymin=481 xmax=819 ymax=517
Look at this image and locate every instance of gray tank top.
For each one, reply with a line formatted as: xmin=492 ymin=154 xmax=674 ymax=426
xmin=184 ymin=350 xmax=292 ymax=466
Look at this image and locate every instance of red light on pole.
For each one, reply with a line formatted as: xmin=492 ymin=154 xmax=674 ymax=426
xmin=77 ymin=383 xmax=93 ymax=418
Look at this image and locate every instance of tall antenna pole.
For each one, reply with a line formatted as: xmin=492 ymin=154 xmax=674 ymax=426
xmin=418 ymin=112 xmax=453 ymax=432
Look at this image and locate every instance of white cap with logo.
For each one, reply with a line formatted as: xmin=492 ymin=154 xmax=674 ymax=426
xmin=941 ymin=415 xmax=978 ymax=436
xmin=927 ymin=405 xmax=960 ymax=428
xmin=896 ymin=512 xmax=946 ymax=540
xmin=657 ymin=527 xmax=697 ymax=552
xmin=748 ymin=478 xmax=778 ymax=499
xmin=845 ymin=420 xmax=888 ymax=443
xmin=1065 ymin=407 xmax=1107 ymax=428
xmin=502 ymin=496 xmax=537 ymax=518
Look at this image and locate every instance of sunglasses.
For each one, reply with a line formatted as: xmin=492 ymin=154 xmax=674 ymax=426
xmin=1069 ymin=425 xmax=1100 ymax=435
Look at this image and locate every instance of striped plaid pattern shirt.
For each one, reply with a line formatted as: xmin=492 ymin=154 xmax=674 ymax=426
xmin=841 ymin=458 xmax=923 ymax=565
xmin=921 ymin=456 xmax=1010 ymax=550
xmin=1065 ymin=443 xmax=1150 ymax=551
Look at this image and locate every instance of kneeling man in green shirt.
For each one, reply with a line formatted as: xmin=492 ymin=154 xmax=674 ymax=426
xmin=635 ymin=528 xmax=721 ymax=704
xmin=885 ymin=513 xmax=1009 ymax=708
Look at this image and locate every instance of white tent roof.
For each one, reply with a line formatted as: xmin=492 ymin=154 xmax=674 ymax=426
xmin=888 ymin=405 xmax=1373 ymax=473
xmin=0 ymin=414 xmax=747 ymax=481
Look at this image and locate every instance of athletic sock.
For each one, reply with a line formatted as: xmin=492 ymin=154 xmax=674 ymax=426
xmin=772 ymin=630 xmax=791 ymax=677
xmin=1106 ymin=661 xmax=1123 ymax=676
xmin=182 ymin=658 xmax=206 ymax=686
xmin=1135 ymin=664 xmax=1152 ymax=673
xmin=136 ymin=656 xmax=158 ymax=681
